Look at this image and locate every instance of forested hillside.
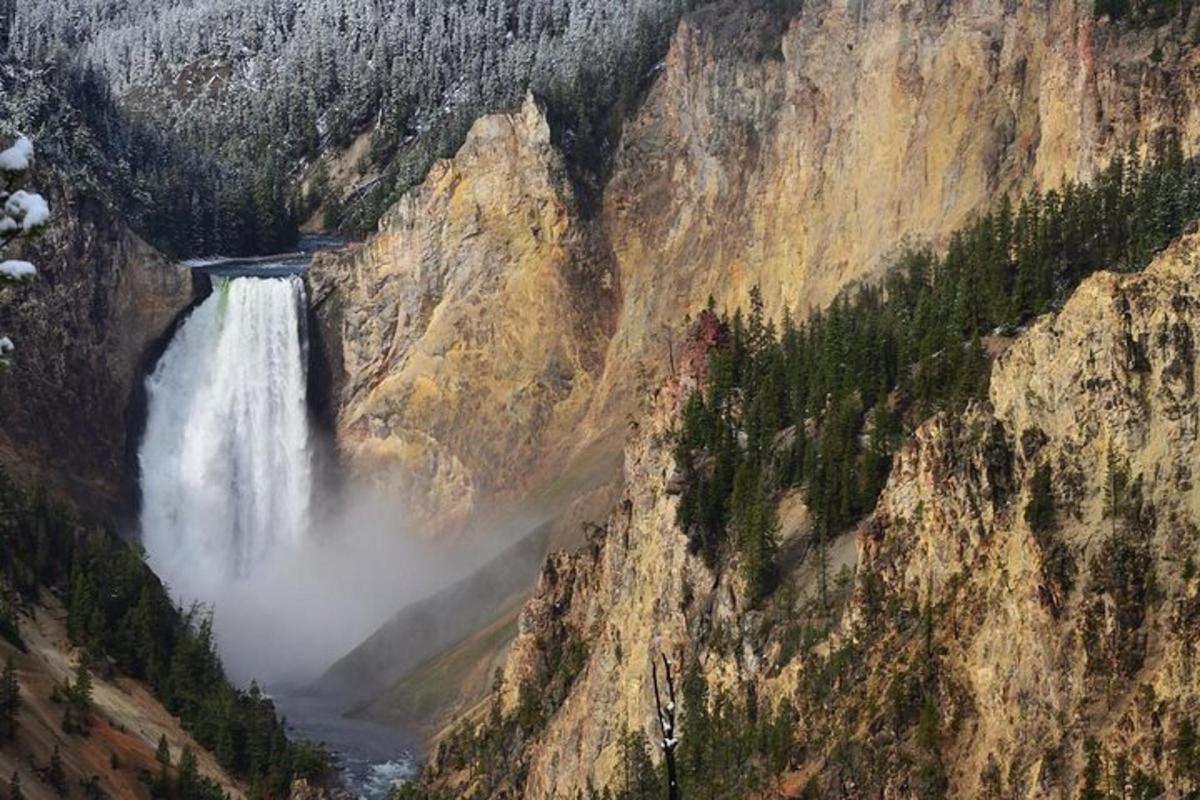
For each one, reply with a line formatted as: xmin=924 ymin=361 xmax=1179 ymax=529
xmin=5 ymin=0 xmax=701 ymax=243
xmin=675 ymin=139 xmax=1200 ymax=602
xmin=4 ymin=0 xmax=1191 ymax=254
xmin=0 ymin=60 xmax=295 ymax=257
xmin=0 ymin=471 xmax=328 ymax=799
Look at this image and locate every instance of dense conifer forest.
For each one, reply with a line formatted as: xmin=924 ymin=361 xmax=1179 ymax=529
xmin=0 ymin=60 xmax=296 ymax=257
xmin=0 ymin=0 xmax=1193 ymax=257
xmin=0 ymin=472 xmax=328 ymax=799
xmin=674 ymin=139 xmax=1200 ymax=603
xmin=3 ymin=0 xmax=701 ymax=248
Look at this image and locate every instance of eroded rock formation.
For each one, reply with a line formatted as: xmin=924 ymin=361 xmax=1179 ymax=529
xmin=423 ymin=229 xmax=1200 ymax=797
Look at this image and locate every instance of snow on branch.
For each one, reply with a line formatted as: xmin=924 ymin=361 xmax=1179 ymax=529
xmin=0 ymin=136 xmax=33 ymax=173
xmin=0 ymin=261 xmax=36 ymax=281
xmin=4 ymin=190 xmax=50 ymax=233
xmin=0 ymin=134 xmax=51 ymax=369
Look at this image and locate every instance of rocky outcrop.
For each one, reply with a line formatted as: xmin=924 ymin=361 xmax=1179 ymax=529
xmin=425 ymin=228 xmax=1200 ymax=797
xmin=495 ymin=383 xmax=702 ymax=798
xmin=0 ymin=168 xmax=195 ymax=516
xmin=308 ymin=96 xmax=618 ymax=533
xmin=314 ymin=0 xmax=1200 ymax=537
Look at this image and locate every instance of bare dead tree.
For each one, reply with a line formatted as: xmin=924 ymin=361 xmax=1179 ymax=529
xmin=652 ymin=654 xmax=681 ymax=800
xmin=661 ymin=323 xmax=676 ymax=377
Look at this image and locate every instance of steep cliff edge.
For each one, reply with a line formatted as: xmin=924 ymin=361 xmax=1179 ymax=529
xmin=314 ymin=0 xmax=1200 ymax=537
xmin=582 ymin=0 xmax=1200 ymax=434
xmin=0 ymin=168 xmax=195 ymax=515
xmin=416 ymin=228 xmax=1200 ymax=798
xmin=308 ymin=96 xmax=618 ymax=533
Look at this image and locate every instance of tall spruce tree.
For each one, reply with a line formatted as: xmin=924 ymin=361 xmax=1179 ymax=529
xmin=0 ymin=657 xmax=18 ymax=740
xmin=156 ymin=734 xmax=171 ymax=767
xmin=47 ymin=745 xmax=65 ymax=796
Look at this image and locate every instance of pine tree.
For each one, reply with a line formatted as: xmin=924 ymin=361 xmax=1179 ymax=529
xmin=731 ymin=462 xmax=779 ymax=602
xmin=67 ymin=563 xmax=95 ymax=647
xmin=0 ymin=656 xmax=18 ymax=740
xmin=861 ymin=397 xmax=896 ymax=508
xmin=0 ymin=585 xmax=20 ymax=648
xmin=1082 ymin=738 xmax=1105 ymax=800
xmin=72 ymin=661 xmax=92 ymax=711
xmin=1025 ymin=465 xmax=1056 ymax=535
xmin=1103 ymin=447 xmax=1132 ymax=535
xmin=156 ymin=734 xmax=171 ymax=767
xmin=131 ymin=585 xmax=164 ymax=686
xmin=64 ymin=659 xmax=92 ymax=735
xmin=178 ymin=746 xmax=198 ymax=800
xmin=48 ymin=745 xmax=66 ymax=796
xmin=1178 ymin=717 xmax=1200 ymax=789
xmin=617 ymin=726 xmax=662 ymax=800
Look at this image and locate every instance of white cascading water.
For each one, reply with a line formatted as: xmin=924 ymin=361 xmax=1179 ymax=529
xmin=138 ymin=270 xmax=424 ymax=795
xmin=140 ymin=276 xmax=312 ymax=604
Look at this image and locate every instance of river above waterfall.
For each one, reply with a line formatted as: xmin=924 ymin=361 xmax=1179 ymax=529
xmin=183 ymin=234 xmax=342 ymax=277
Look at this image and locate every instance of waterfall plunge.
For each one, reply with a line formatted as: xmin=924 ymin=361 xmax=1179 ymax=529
xmin=138 ymin=270 xmax=454 ymax=688
xmin=140 ymin=276 xmax=312 ymax=604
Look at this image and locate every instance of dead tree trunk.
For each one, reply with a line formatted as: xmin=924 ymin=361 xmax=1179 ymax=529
xmin=652 ymin=654 xmax=681 ymax=800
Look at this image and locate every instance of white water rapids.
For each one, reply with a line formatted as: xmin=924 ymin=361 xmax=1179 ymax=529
xmin=140 ymin=275 xmax=312 ymax=604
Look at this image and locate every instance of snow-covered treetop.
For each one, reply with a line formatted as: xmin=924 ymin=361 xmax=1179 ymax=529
xmin=0 ymin=134 xmax=48 ymax=241
xmin=0 ymin=260 xmax=37 ymax=280
xmin=0 ymin=134 xmax=49 ymax=245
xmin=5 ymin=190 xmax=50 ymax=232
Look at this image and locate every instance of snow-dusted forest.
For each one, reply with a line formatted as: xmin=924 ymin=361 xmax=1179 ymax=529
xmin=3 ymin=0 xmax=697 ymax=251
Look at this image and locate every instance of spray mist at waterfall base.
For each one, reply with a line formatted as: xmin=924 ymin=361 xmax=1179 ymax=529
xmin=195 ymin=488 xmax=439 ymax=797
xmin=199 ymin=487 xmax=458 ymax=688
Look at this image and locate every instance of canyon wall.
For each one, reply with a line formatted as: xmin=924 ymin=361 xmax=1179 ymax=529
xmin=308 ymin=97 xmax=617 ymax=533
xmin=424 ymin=224 xmax=1200 ymax=796
xmin=313 ymin=0 xmax=1200 ymax=535
xmin=0 ymin=168 xmax=195 ymax=515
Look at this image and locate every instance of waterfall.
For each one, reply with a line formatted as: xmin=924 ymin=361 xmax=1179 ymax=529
xmin=140 ymin=275 xmax=312 ymax=603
